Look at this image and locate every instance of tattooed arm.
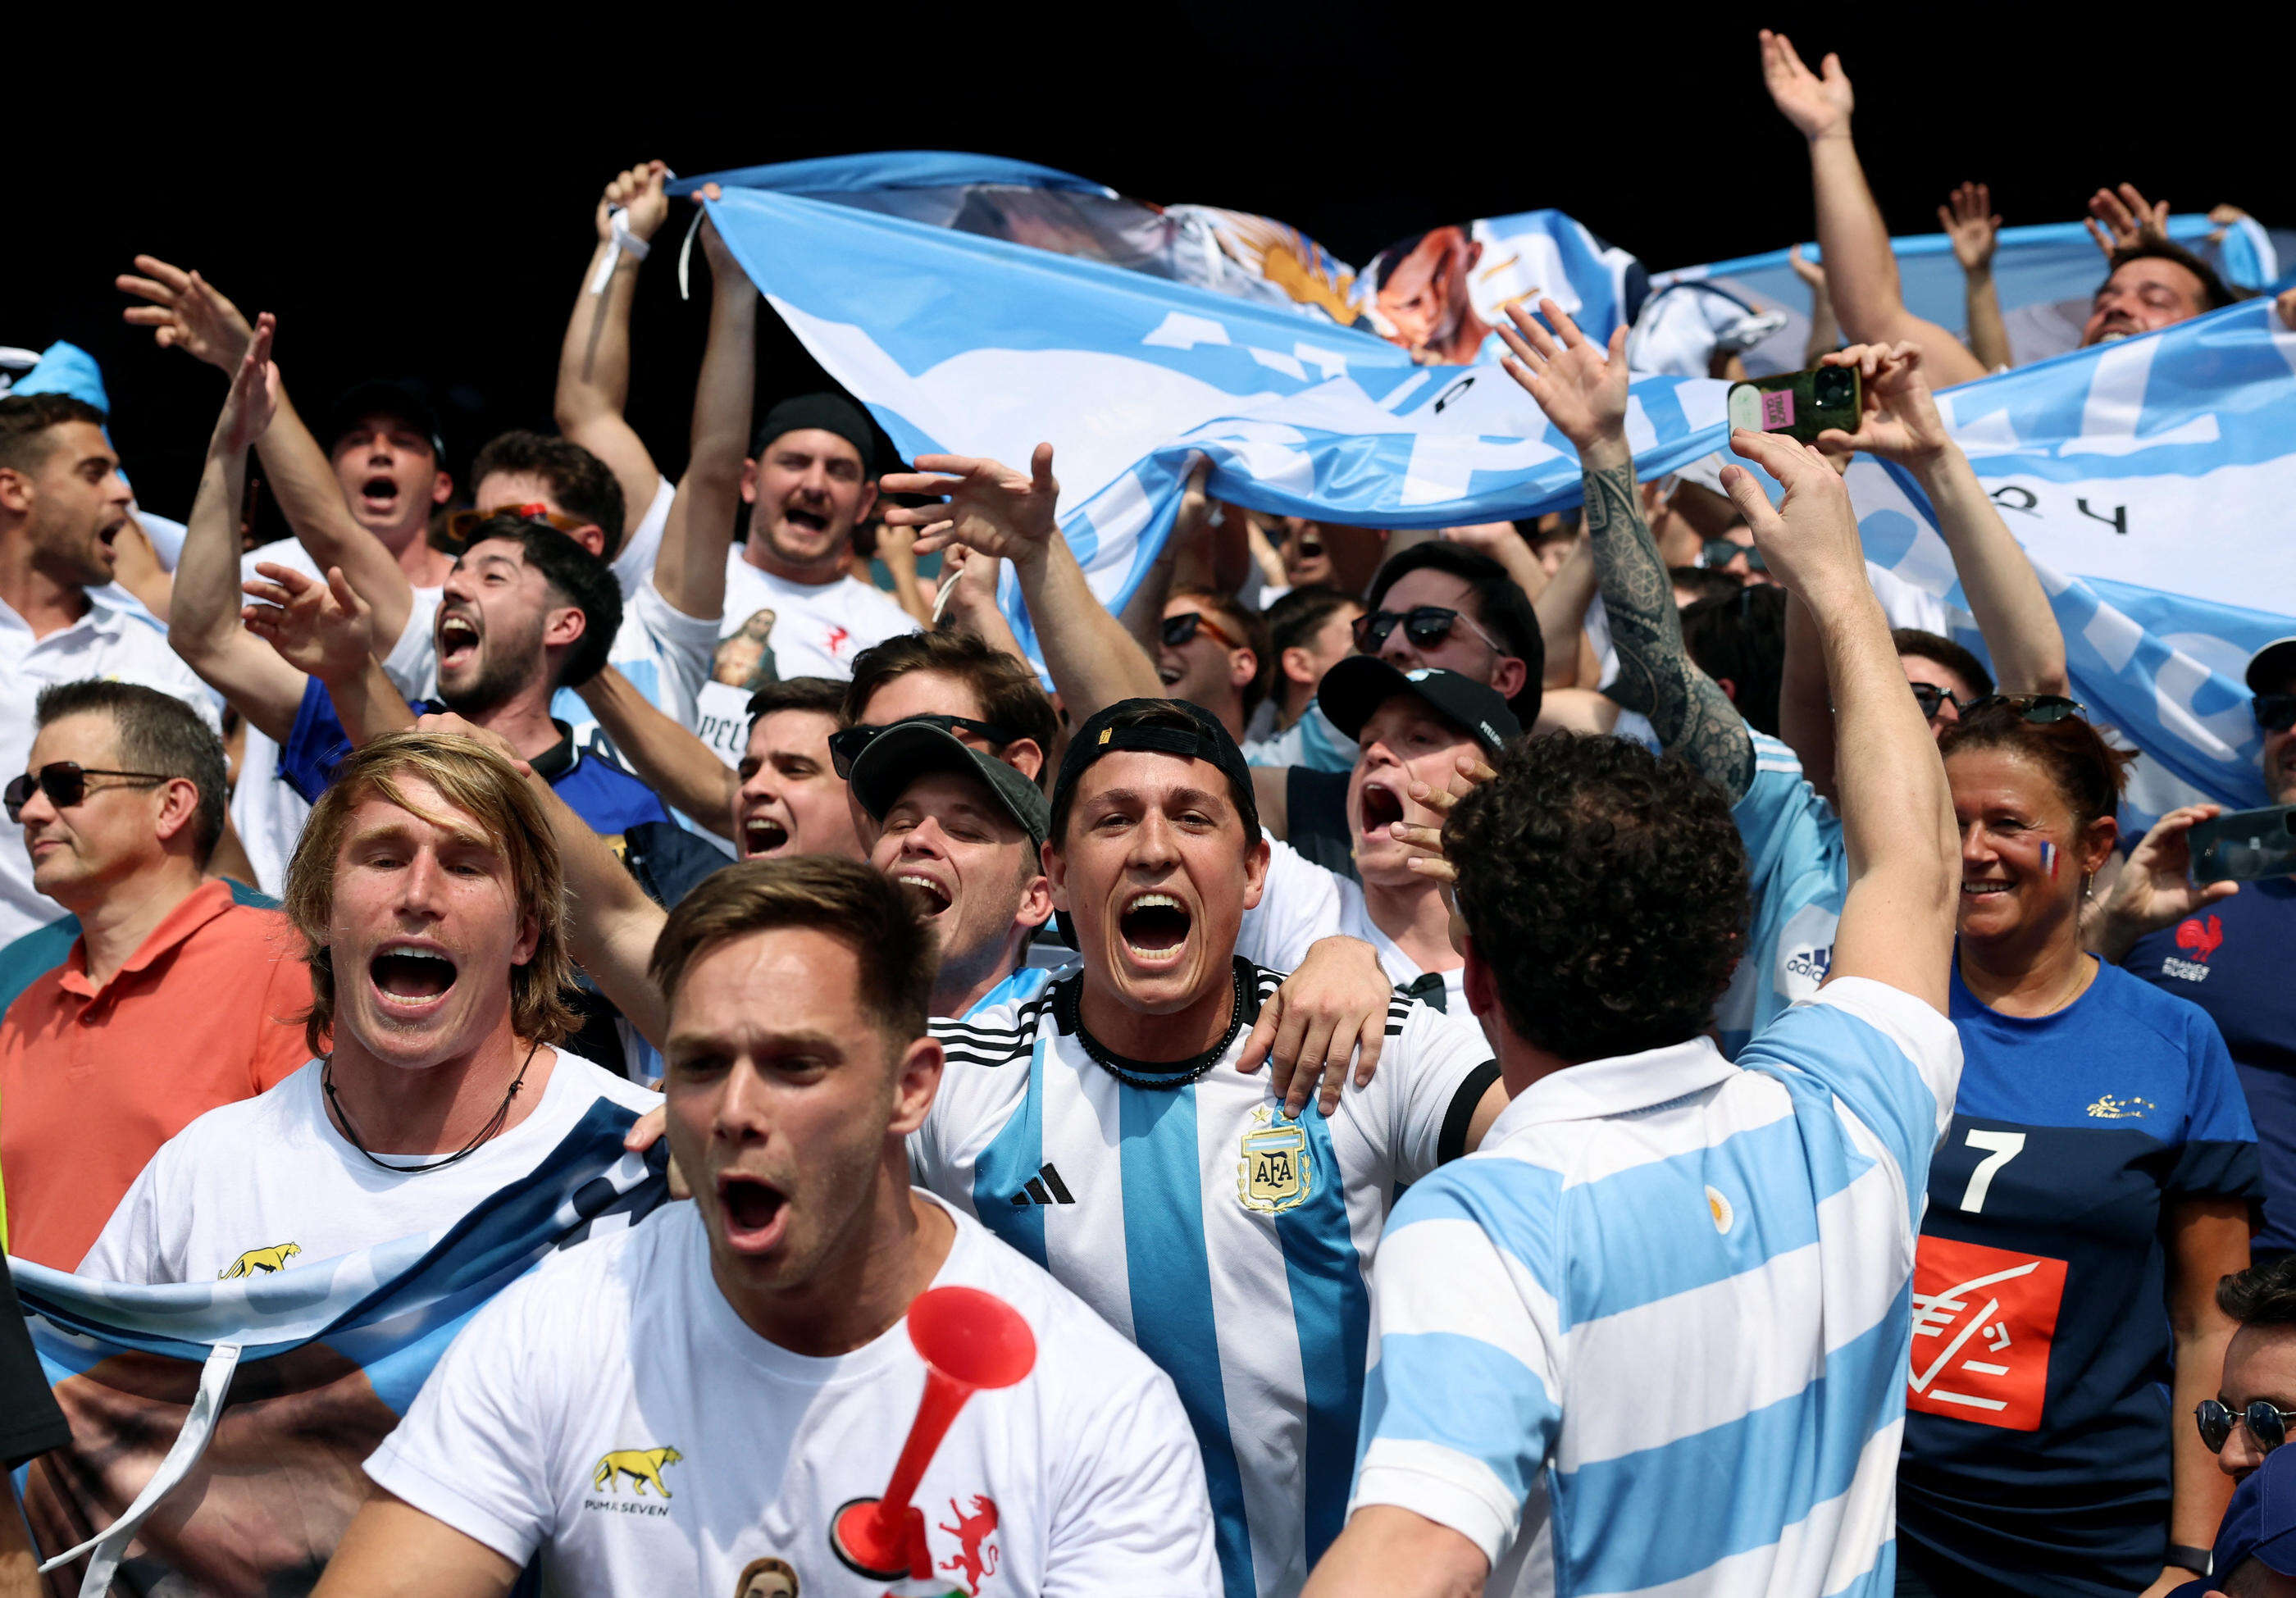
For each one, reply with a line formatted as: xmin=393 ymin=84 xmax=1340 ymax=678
xmin=1497 ymin=298 xmax=1755 ymax=800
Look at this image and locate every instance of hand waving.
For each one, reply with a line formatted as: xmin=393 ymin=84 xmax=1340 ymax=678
xmin=241 ymin=562 xmax=375 ymax=684
xmin=1496 ymin=298 xmax=1628 ymax=453
xmin=1813 ymin=341 xmax=1951 ymax=466
xmin=1938 ymin=182 xmax=2001 ymax=272
xmin=596 ymin=160 xmax=672 ymax=245
xmin=117 ymin=255 xmax=254 ymax=371
xmin=2085 ymin=182 xmax=2170 ymax=258
xmin=1760 ymin=30 xmax=1853 ymax=140
xmin=1719 ymin=429 xmax=1866 ymax=605
xmin=214 ymin=313 xmax=280 ymax=458
xmin=880 ymin=446 xmax=1061 ymax=565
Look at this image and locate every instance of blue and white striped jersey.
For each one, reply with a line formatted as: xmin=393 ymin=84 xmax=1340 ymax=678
xmin=917 ymin=962 xmax=1500 ymax=1598
xmin=1349 ymin=978 xmax=1961 ymax=1597
xmin=1717 ymin=733 xmax=1848 ymax=1057
xmin=1243 ymin=703 xmax=1358 ymax=775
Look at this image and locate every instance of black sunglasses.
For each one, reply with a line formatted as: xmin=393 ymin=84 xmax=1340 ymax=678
xmin=1351 ymin=606 xmax=1504 ymax=654
xmin=2198 ymin=1397 xmax=2296 ymax=1455
xmin=4 ymin=762 xmax=172 ymax=823
xmin=1703 ymin=537 xmax=1767 ymax=573
xmin=1160 ymin=611 xmax=1244 ymax=652
xmin=2255 ymin=693 xmax=2296 ymax=733
xmin=1910 ymin=683 xmax=1967 ymax=720
xmin=827 ymin=715 xmax=1020 ymax=780
xmin=1961 ymin=694 xmax=2085 ymax=725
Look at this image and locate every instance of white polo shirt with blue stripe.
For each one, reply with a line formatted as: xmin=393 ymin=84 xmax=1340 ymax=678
xmin=917 ymin=962 xmax=1499 ymax=1598
xmin=1349 ymin=977 xmax=1961 ymax=1596
xmin=1718 ymin=733 xmax=1849 ymax=1057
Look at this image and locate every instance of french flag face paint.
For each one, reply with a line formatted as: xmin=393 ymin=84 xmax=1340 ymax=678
xmin=2041 ymin=840 xmax=2060 ymax=879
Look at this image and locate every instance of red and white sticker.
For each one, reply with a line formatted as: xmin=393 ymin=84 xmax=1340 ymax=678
xmin=1906 ymin=1235 xmax=2067 ymax=1432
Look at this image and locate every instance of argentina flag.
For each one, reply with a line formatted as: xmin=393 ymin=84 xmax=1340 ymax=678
xmin=11 ymin=1108 xmax=665 ymax=1598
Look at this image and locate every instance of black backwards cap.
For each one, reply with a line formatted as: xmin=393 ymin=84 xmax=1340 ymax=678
xmin=1054 ymin=699 xmax=1260 ymax=842
xmin=1315 ymin=657 xmax=1519 ymax=758
xmin=751 ymin=392 xmax=878 ymax=477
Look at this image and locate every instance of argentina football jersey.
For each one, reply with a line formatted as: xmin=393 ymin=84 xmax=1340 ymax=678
xmin=1718 ymin=732 xmax=1849 ymax=1057
xmin=915 ymin=960 xmax=1497 ymax=1598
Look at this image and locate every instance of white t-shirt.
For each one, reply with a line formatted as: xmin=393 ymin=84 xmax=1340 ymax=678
xmin=691 ymin=553 xmax=918 ymax=764
xmin=608 ymin=476 xmax=675 ymax=603
xmin=0 ymin=593 xmax=221 ymax=944
xmin=365 ymin=1195 xmax=1220 ymax=1598
xmin=1232 ymin=828 xmax=1346 ymax=974
xmin=79 ymin=1049 xmax=657 ymax=1285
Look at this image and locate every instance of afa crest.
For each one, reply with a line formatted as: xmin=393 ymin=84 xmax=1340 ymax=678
xmin=1237 ymin=1106 xmax=1311 ymax=1215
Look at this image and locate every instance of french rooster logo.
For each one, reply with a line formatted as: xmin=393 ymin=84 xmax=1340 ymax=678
xmin=2175 ymin=915 xmax=2225 ymax=963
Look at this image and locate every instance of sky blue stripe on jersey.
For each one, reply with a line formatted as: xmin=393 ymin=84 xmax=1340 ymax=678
xmin=962 ymin=963 xmax=1053 ymax=1018
xmin=1560 ymin=1289 xmax=1908 ymax=1592
xmin=1121 ymin=1086 xmax=1255 ymax=1598
xmin=1739 ymin=1005 xmax=1938 ymax=1226
xmin=1270 ymin=1107 xmax=1370 ymax=1567
xmin=971 ymin=1034 xmax=1050 ymax=1269
xmin=1359 ymin=1331 xmax=1559 ymax=1512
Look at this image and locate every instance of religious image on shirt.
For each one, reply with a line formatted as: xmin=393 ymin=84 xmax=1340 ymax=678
xmin=1907 ymin=1234 xmax=2069 ymax=1432
xmin=731 ymin=1555 xmax=800 ymax=1598
xmin=713 ymin=608 xmax=780 ymax=691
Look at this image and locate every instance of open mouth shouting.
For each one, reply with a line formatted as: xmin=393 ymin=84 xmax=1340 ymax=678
xmin=436 ymin=607 xmax=481 ymax=673
xmin=368 ymin=939 xmax=459 ymax=1021
xmin=358 ymin=472 xmax=402 ymax=521
xmin=781 ymin=504 xmax=829 ymax=538
xmin=715 ymin=1172 xmax=790 ymax=1254
xmin=1358 ymin=782 xmax=1406 ymax=838
xmin=1118 ymin=890 xmax=1193 ymax=967
xmin=740 ymin=812 xmax=790 ymax=858
xmin=895 ymin=867 xmax=954 ymax=918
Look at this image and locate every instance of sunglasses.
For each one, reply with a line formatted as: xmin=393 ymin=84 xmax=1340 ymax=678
xmin=442 ymin=502 xmax=589 ymax=544
xmin=1161 ymin=611 xmax=1244 ymax=652
xmin=1910 ymin=683 xmax=1967 ymax=720
xmin=1961 ymin=694 xmax=2085 ymax=724
xmin=2255 ymin=693 xmax=2296 ymax=733
xmin=2198 ymin=1397 xmax=2296 ymax=1455
xmin=4 ymin=762 xmax=172 ymax=823
xmin=1351 ymin=606 xmax=1506 ymax=654
xmin=827 ymin=715 xmax=1020 ymax=780
xmin=1703 ymin=537 xmax=1767 ymax=573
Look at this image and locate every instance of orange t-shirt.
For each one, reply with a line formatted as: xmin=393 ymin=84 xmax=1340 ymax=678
xmin=0 ymin=880 xmax=312 ymax=1269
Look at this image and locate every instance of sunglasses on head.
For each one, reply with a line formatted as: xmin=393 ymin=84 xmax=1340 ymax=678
xmin=442 ymin=502 xmax=589 ymax=545
xmin=2255 ymin=693 xmax=2296 ymax=733
xmin=1161 ymin=611 xmax=1244 ymax=652
xmin=2197 ymin=1397 xmax=2296 ymax=1455
xmin=1960 ymin=694 xmax=2085 ymax=725
xmin=827 ymin=715 xmax=1020 ymax=780
xmin=4 ymin=762 xmax=171 ymax=823
xmin=1351 ymin=606 xmax=1504 ymax=654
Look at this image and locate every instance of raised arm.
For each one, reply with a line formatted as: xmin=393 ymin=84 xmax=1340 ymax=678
xmin=881 ymin=445 xmax=1164 ymax=717
xmin=1725 ymin=430 xmax=1956 ymax=1011
xmin=555 ymin=162 xmax=672 ymax=523
xmin=1941 ymin=183 xmax=2011 ymax=373
xmin=1530 ymin=534 xmax=1597 ymax=690
xmin=648 ymin=206 xmax=754 ymax=622
xmin=572 ymin=668 xmax=738 ymax=840
xmin=241 ymin=561 xmax=416 ymax=747
xmin=1759 ymin=31 xmax=1988 ymax=389
xmin=1497 ymin=298 xmax=1754 ymax=799
xmin=166 ymin=314 xmax=313 ymax=744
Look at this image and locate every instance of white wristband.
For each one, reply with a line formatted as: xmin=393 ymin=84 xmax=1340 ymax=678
xmin=586 ymin=208 xmax=652 ymax=295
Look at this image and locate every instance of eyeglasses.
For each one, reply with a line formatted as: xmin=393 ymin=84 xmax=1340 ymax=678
xmin=4 ymin=762 xmax=172 ymax=823
xmin=1351 ymin=606 xmax=1506 ymax=655
xmin=1161 ymin=611 xmax=1244 ymax=652
xmin=1702 ymin=537 xmax=1767 ymax=573
xmin=2255 ymin=693 xmax=2296 ymax=733
xmin=2197 ymin=1397 xmax=2296 ymax=1455
xmin=827 ymin=715 xmax=1020 ymax=780
xmin=442 ymin=502 xmax=589 ymax=544
xmin=1960 ymin=694 xmax=2085 ymax=725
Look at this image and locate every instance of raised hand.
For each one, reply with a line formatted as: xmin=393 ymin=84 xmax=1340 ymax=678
xmin=1719 ymin=429 xmax=1866 ymax=605
xmin=1813 ymin=341 xmax=1951 ymax=466
xmin=1238 ymin=936 xmax=1393 ymax=1118
xmin=881 ymin=446 xmax=1061 ymax=565
xmin=596 ymin=159 xmax=672 ymax=245
xmin=1496 ymin=298 xmax=1629 ymax=453
xmin=241 ymin=562 xmax=374 ymax=684
xmin=2085 ymin=181 xmax=2170 ymax=257
xmin=1760 ymin=29 xmax=1853 ymax=141
xmin=1939 ymin=182 xmax=2001 ymax=272
xmin=117 ymin=255 xmax=254 ymax=371
xmin=2097 ymin=804 xmax=2238 ymax=957
xmin=214 ymin=313 xmax=280 ymax=458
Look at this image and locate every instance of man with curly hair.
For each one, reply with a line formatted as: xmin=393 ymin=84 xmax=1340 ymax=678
xmin=1305 ymin=417 xmax=1965 ymax=1595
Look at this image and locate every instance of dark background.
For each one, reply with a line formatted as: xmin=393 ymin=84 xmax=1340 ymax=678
xmin=11 ymin=6 xmax=2285 ymax=529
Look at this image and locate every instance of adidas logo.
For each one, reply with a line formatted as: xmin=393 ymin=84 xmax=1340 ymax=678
xmin=1008 ymin=1163 xmax=1075 ymax=1208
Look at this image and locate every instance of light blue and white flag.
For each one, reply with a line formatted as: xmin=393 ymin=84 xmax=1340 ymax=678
xmin=1657 ymin=216 xmax=2280 ymax=374
xmin=699 ymin=187 xmax=1729 ymax=664
xmin=1848 ymin=298 xmax=2296 ymax=810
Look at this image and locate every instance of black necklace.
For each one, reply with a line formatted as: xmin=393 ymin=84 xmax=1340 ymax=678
xmin=322 ymin=1039 xmax=541 ymax=1175
xmin=1059 ymin=960 xmax=1251 ymax=1090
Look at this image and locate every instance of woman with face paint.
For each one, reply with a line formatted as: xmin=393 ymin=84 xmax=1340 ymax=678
xmin=1896 ymin=697 xmax=2263 ymax=1598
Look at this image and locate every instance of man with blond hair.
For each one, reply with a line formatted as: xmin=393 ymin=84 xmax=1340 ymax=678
xmin=79 ymin=730 xmax=658 ymax=1284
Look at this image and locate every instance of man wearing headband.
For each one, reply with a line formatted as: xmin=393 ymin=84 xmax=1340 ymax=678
xmin=910 ymin=697 xmax=1508 ymax=1597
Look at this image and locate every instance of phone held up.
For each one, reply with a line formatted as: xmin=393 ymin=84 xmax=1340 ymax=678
xmin=1727 ymin=365 xmax=1862 ymax=447
xmin=2189 ymin=804 xmax=2296 ymax=885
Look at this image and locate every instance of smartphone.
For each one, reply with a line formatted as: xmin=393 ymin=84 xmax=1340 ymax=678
xmin=1727 ymin=365 xmax=1861 ymax=446
xmin=2189 ymin=804 xmax=2296 ymax=883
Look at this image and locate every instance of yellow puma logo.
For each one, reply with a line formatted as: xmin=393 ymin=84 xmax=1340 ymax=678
xmin=593 ymin=1446 xmax=683 ymax=1497
xmin=218 ymin=1242 xmax=302 ymax=1279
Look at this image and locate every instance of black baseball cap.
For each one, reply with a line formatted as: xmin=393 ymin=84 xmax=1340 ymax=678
xmin=1054 ymin=699 xmax=1260 ymax=841
xmin=751 ymin=391 xmax=878 ymax=477
xmin=1316 ymin=657 xmax=1519 ymax=757
xmin=847 ymin=721 xmax=1050 ymax=845
xmin=322 ymin=380 xmax=444 ymax=459
xmin=2248 ymin=637 xmax=2296 ymax=695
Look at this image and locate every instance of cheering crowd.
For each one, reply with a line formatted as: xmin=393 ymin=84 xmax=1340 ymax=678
xmin=7 ymin=29 xmax=2296 ymax=1598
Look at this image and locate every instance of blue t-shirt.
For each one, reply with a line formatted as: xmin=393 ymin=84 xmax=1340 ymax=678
xmin=280 ymin=678 xmax=670 ymax=840
xmin=2123 ymin=878 xmax=2296 ymax=1253
xmin=1897 ymin=958 xmax=2262 ymax=1596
